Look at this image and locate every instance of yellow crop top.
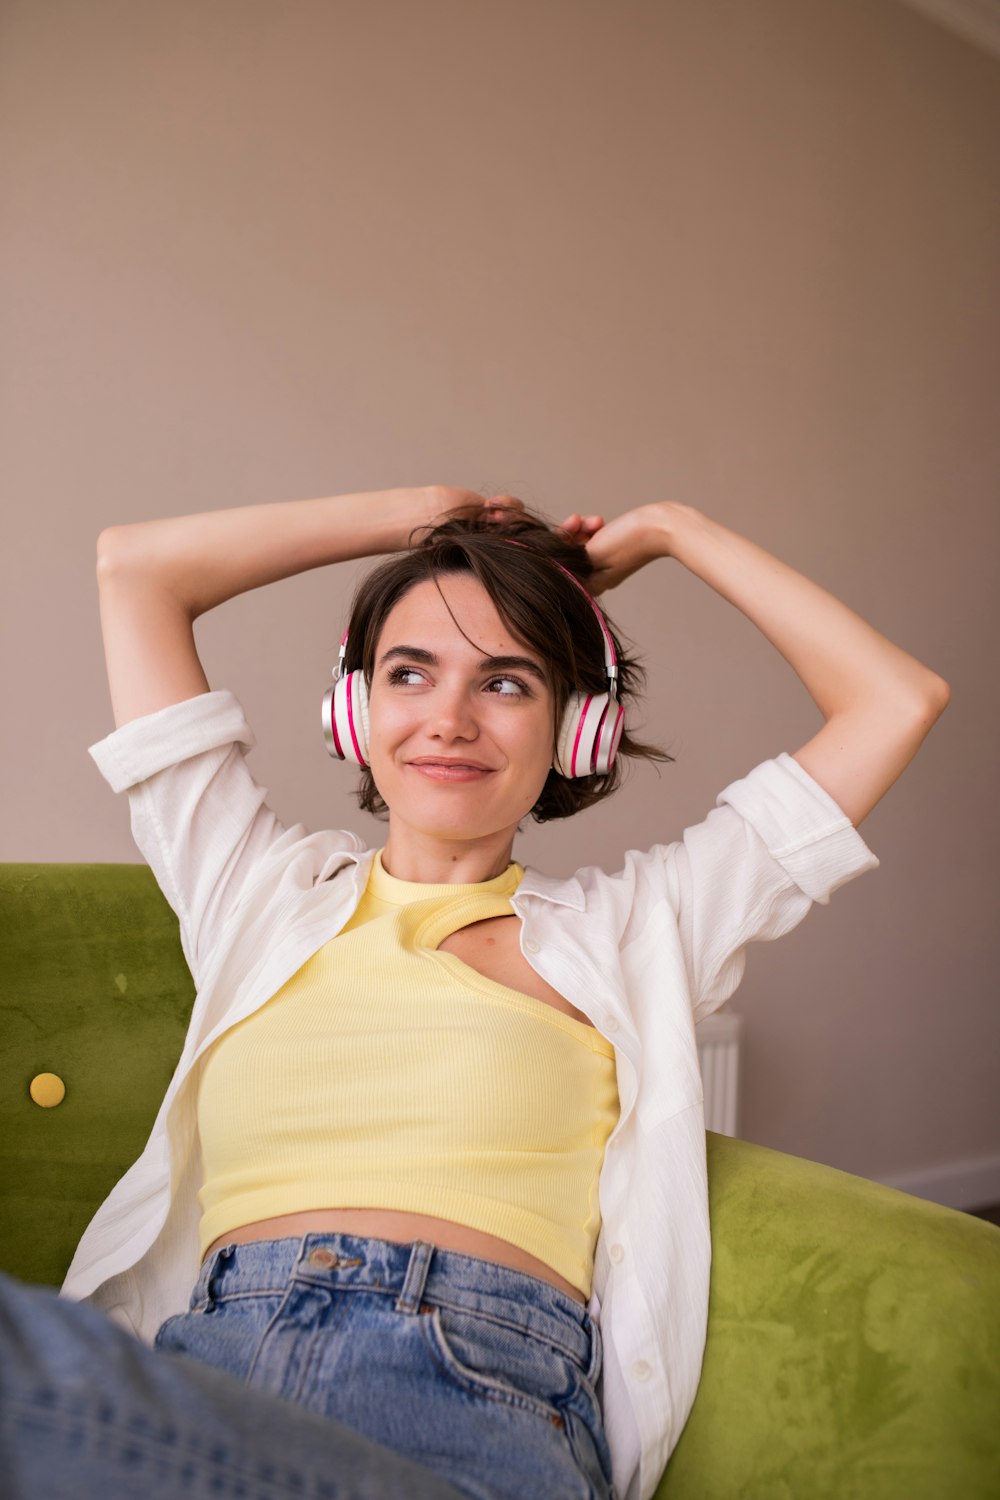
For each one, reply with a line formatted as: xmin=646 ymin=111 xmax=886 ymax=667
xmin=196 ymin=853 xmax=620 ymax=1297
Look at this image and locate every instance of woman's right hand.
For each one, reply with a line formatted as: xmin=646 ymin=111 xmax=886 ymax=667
xmin=426 ymin=486 xmax=526 ymax=527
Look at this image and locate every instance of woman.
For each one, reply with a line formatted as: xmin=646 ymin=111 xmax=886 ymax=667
xmin=60 ymin=484 xmax=947 ymax=1500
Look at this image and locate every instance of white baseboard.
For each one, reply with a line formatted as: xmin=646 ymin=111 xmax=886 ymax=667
xmin=873 ymin=1151 xmax=1000 ymax=1211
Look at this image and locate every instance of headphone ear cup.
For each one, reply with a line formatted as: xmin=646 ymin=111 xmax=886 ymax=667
xmin=555 ymin=692 xmax=619 ymax=778
xmin=554 ymin=692 xmax=590 ymax=778
xmin=323 ymin=671 xmax=370 ymax=766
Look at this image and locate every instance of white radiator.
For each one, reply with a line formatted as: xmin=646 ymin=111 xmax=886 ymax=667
xmin=695 ymin=1009 xmax=742 ymax=1136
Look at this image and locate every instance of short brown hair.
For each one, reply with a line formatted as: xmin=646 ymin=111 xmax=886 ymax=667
xmin=344 ymin=506 xmax=672 ymax=821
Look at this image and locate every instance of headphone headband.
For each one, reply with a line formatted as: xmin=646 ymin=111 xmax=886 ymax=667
xmin=500 ymin=536 xmax=618 ymax=689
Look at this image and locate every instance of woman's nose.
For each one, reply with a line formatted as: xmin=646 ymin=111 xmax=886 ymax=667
xmin=427 ymin=686 xmax=478 ymax=739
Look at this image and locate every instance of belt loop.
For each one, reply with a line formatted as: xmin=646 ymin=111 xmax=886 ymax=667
xmin=395 ymin=1240 xmax=434 ymax=1315
xmin=196 ymin=1242 xmax=235 ymax=1311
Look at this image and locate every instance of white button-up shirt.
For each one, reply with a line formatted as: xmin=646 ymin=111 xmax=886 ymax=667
xmin=63 ymin=691 xmax=878 ymax=1500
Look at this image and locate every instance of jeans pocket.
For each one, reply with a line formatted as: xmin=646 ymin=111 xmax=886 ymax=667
xmin=420 ymin=1303 xmax=578 ymax=1425
xmin=153 ymin=1289 xmax=291 ymax=1387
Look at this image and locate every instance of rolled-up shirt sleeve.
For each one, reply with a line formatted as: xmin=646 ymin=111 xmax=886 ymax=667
xmin=89 ymin=691 xmax=290 ymax=985
xmin=666 ymin=753 xmax=880 ymax=1022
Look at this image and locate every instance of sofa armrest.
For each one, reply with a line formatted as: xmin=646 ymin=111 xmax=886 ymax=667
xmin=656 ymin=1132 xmax=1000 ymax=1499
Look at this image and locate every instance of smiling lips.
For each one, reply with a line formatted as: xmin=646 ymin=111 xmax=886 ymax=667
xmin=407 ymin=757 xmax=496 ymax=781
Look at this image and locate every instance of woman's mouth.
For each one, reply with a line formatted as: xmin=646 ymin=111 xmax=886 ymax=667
xmin=407 ymin=759 xmax=495 ymax=782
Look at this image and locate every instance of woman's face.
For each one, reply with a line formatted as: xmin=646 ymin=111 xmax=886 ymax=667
xmin=367 ymin=574 xmax=557 ymax=854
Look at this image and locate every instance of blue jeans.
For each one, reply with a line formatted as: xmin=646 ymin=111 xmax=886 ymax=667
xmin=155 ymin=1234 xmax=616 ymax=1500
xmin=0 ymin=1267 xmax=463 ymax=1499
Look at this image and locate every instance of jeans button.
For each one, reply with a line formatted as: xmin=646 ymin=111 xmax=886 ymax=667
xmin=309 ymin=1248 xmax=338 ymax=1269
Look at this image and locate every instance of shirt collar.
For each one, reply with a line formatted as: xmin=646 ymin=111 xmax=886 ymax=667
xmin=512 ymin=865 xmax=587 ymax=911
xmin=327 ymin=850 xmax=587 ymax=912
xmin=318 ymin=844 xmax=376 ymax=889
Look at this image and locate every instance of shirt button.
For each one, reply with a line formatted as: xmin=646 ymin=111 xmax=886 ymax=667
xmin=610 ymin=1243 xmax=625 ymax=1263
xmin=30 ymin=1072 xmax=66 ymax=1108
xmin=632 ymin=1360 xmax=652 ymax=1382
xmin=603 ymin=1015 xmax=619 ymax=1033
xmin=524 ymin=938 xmax=540 ymax=954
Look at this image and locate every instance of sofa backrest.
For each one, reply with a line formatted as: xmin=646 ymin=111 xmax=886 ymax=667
xmin=0 ymin=863 xmax=195 ymax=1285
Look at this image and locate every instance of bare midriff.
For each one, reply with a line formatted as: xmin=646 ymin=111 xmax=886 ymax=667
xmin=203 ymin=1209 xmax=587 ymax=1306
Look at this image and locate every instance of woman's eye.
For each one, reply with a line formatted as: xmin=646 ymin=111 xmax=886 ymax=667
xmin=385 ymin=667 xmax=531 ymax=696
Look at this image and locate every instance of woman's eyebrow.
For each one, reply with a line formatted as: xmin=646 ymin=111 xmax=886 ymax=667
xmin=480 ymin=654 xmax=549 ymax=683
xmin=377 ymin=645 xmax=548 ymax=682
xmin=377 ymin=645 xmax=436 ymax=668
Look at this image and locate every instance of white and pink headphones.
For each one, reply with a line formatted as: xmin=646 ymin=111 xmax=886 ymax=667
xmin=322 ymin=554 xmax=625 ymax=779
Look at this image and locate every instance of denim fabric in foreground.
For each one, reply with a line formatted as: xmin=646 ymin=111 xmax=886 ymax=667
xmin=0 ymin=1267 xmax=464 ymax=1499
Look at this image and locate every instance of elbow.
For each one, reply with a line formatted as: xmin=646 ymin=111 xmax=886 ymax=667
xmin=918 ymin=669 xmax=951 ymax=726
xmin=864 ymin=668 xmax=951 ymax=736
xmin=884 ymin=671 xmax=950 ymax=757
xmin=869 ymin=669 xmax=951 ymax=753
xmin=96 ymin=524 xmax=146 ymax=584
xmin=96 ymin=525 xmax=124 ymax=579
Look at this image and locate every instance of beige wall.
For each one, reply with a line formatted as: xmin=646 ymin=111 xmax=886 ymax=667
xmin=3 ymin=0 xmax=998 ymax=1201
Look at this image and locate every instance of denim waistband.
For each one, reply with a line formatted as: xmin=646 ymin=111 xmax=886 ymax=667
xmin=192 ymin=1233 xmax=597 ymax=1377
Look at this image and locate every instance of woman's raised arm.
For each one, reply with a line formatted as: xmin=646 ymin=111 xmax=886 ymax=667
xmin=577 ymin=502 xmax=950 ymax=827
xmin=95 ymin=485 xmax=487 ymax=729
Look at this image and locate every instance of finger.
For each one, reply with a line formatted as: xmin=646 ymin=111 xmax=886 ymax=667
xmin=483 ymin=498 xmax=524 ymax=524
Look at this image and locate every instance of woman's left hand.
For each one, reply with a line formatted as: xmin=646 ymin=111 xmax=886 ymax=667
xmin=560 ymin=505 xmax=667 ymax=594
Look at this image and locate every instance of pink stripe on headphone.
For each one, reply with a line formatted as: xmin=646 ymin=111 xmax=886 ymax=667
xmin=570 ymin=695 xmax=594 ymax=777
xmin=346 ymin=682 xmax=365 ymax=766
xmin=593 ymin=700 xmax=613 ymax=773
xmin=330 ymin=698 xmax=345 ymax=759
xmin=596 ymin=700 xmax=624 ymax=770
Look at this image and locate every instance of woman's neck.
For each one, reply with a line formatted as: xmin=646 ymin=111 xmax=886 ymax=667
xmin=380 ymin=826 xmax=517 ymax=885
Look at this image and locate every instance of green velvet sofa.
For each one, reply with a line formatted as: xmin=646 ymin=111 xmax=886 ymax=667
xmin=2 ymin=863 xmax=998 ymax=1499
